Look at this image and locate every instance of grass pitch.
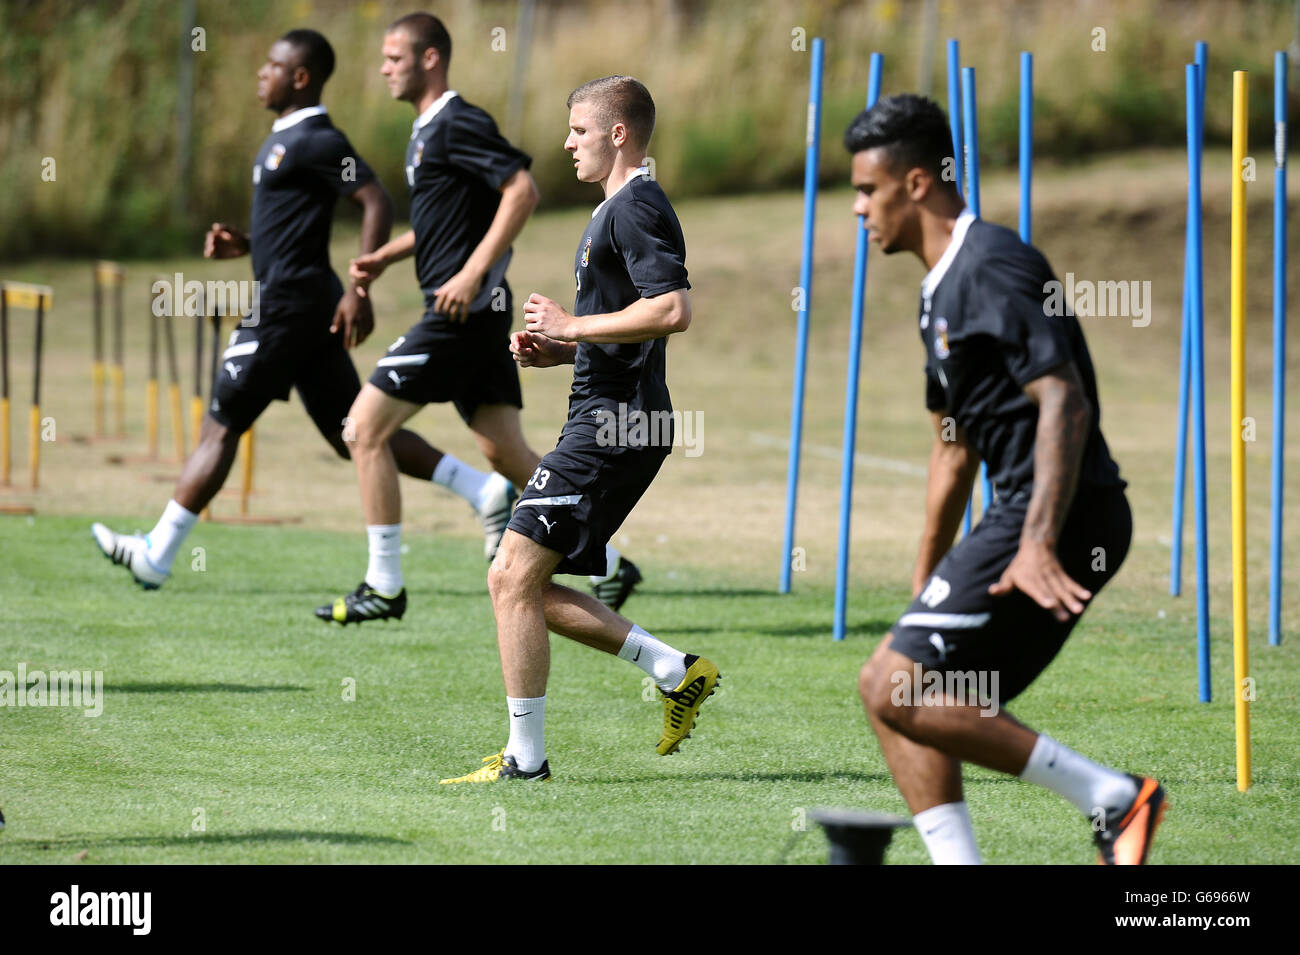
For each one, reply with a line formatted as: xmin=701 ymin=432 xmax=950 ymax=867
xmin=1 ymin=152 xmax=1298 ymax=863
xmin=1 ymin=514 xmax=1296 ymax=864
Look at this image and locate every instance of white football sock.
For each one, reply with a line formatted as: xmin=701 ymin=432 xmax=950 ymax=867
xmin=432 ymin=454 xmax=491 ymax=507
xmin=365 ymin=523 xmax=403 ymax=596
xmin=913 ymin=801 xmax=982 ymax=865
xmin=617 ymin=625 xmax=687 ymax=691
xmin=589 ymin=544 xmax=622 ymax=584
xmin=145 ymin=499 xmax=198 ymax=571
xmin=504 ymin=695 xmax=546 ymax=772
xmin=1020 ymin=733 xmax=1138 ymax=819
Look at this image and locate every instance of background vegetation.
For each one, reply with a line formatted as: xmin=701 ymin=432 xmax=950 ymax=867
xmin=1 ymin=0 xmax=1296 ymax=259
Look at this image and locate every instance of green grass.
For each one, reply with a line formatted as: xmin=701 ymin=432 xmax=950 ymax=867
xmin=2 ymin=515 xmax=1296 ymax=864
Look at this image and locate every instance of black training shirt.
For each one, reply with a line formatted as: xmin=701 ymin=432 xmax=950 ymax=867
xmin=249 ymin=107 xmax=374 ymax=314
xmin=566 ymin=171 xmax=689 ymax=425
xmin=920 ymin=212 xmax=1124 ymax=497
xmin=405 ymin=92 xmax=531 ymax=313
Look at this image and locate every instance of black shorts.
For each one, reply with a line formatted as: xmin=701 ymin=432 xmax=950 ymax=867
xmin=209 ymin=309 xmax=359 ymax=439
xmin=505 ymin=422 xmax=669 ymax=576
xmin=890 ymin=483 xmax=1132 ymax=704
xmin=367 ymin=302 xmax=522 ymax=425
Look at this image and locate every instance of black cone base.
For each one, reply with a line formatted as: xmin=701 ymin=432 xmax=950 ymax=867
xmin=809 ymin=808 xmax=911 ymax=865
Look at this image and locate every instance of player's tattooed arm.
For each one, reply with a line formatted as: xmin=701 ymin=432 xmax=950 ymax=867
xmin=989 ymin=362 xmax=1094 ymax=621
xmin=524 ymin=289 xmax=690 ymax=344
xmin=913 ymin=410 xmax=980 ymax=595
xmin=333 ymin=182 xmax=394 ymax=348
xmin=436 ymin=169 xmax=541 ymax=322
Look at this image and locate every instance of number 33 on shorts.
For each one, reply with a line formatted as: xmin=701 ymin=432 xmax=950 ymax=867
xmin=527 ymin=467 xmax=551 ymax=491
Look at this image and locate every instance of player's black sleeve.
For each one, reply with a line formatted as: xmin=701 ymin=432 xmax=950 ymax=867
xmin=611 ymin=199 xmax=690 ymax=298
xmin=925 ymin=363 xmax=946 ymax=411
xmin=304 ymin=129 xmax=376 ymax=197
xmin=447 ymin=107 xmax=531 ymax=190
xmin=964 ymin=256 xmax=1073 ymax=386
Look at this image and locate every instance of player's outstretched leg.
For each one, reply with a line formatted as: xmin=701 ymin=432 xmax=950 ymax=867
xmin=538 ymin=576 xmax=720 ymax=756
xmin=859 ymin=639 xmax=1166 ymax=865
xmin=440 ymin=532 xmax=718 ymax=783
xmin=92 ymin=414 xmax=243 ymax=590
xmin=317 ymin=385 xmax=419 ymax=624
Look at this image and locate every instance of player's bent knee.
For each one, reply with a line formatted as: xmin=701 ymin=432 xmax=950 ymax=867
xmin=487 ymin=555 xmax=534 ymax=605
xmin=349 ymin=417 xmax=390 ymax=454
xmin=860 ymin=643 xmax=913 ymax=730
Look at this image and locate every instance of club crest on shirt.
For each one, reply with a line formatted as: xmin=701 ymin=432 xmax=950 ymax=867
xmin=265 ymin=143 xmax=286 ymax=170
xmin=413 ymin=139 xmax=425 ymax=167
xmin=933 ymin=317 xmax=950 ymax=359
xmin=580 ymin=236 xmax=592 ymax=268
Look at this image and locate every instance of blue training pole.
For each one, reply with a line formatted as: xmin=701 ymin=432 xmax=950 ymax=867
xmin=1173 ymin=42 xmax=1207 ymax=597
xmin=961 ymin=66 xmax=990 ymax=531
xmin=1019 ymin=52 xmax=1033 ymax=243
xmin=1171 ymin=229 xmax=1192 ymax=595
xmin=1187 ymin=62 xmax=1211 ymax=702
xmin=945 ymin=42 xmax=975 ymax=535
xmin=833 ymin=52 xmax=884 ymax=642
xmin=1191 ymin=46 xmax=1211 ymax=699
xmin=780 ymin=36 xmax=824 ymax=594
xmin=1271 ymin=50 xmax=1288 ymax=646
xmin=946 ymin=40 xmax=964 ymax=199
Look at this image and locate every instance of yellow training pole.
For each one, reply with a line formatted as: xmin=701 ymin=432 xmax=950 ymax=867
xmin=1230 ymin=70 xmax=1251 ymax=792
xmin=92 ymin=361 xmax=105 ymax=437
xmin=146 ymin=378 xmax=159 ymax=458
xmin=0 ymin=396 xmax=8 ymax=486
xmin=2 ymin=286 xmax=10 ymax=486
xmin=239 ymin=427 xmax=254 ymax=516
xmin=92 ymin=262 xmax=114 ymax=439
xmin=30 ymin=291 xmax=46 ymax=490
xmin=0 ymin=283 xmax=52 ymax=490
xmin=112 ymin=363 xmax=125 ymax=438
xmin=29 ymin=405 xmax=39 ymax=490
xmin=190 ymin=396 xmax=203 ymax=456
xmin=169 ymin=382 xmax=185 ymax=461
xmin=98 ymin=262 xmax=127 ymax=440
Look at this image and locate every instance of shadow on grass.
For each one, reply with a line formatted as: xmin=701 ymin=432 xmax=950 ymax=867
xmin=11 ymin=829 xmax=411 ymax=850
xmin=655 ymin=619 xmax=897 ymax=639
xmin=634 ymin=588 xmax=785 ymax=599
xmin=571 ymin=769 xmax=897 ymax=785
xmin=109 ymin=682 xmax=309 ymax=694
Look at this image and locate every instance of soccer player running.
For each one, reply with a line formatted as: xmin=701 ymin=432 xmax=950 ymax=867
xmin=440 ymin=77 xmax=718 ymax=783
xmin=316 ymin=13 xmax=642 ymax=625
xmin=847 ymin=96 xmax=1165 ymax=864
xmin=92 ymin=29 xmax=482 ymax=592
